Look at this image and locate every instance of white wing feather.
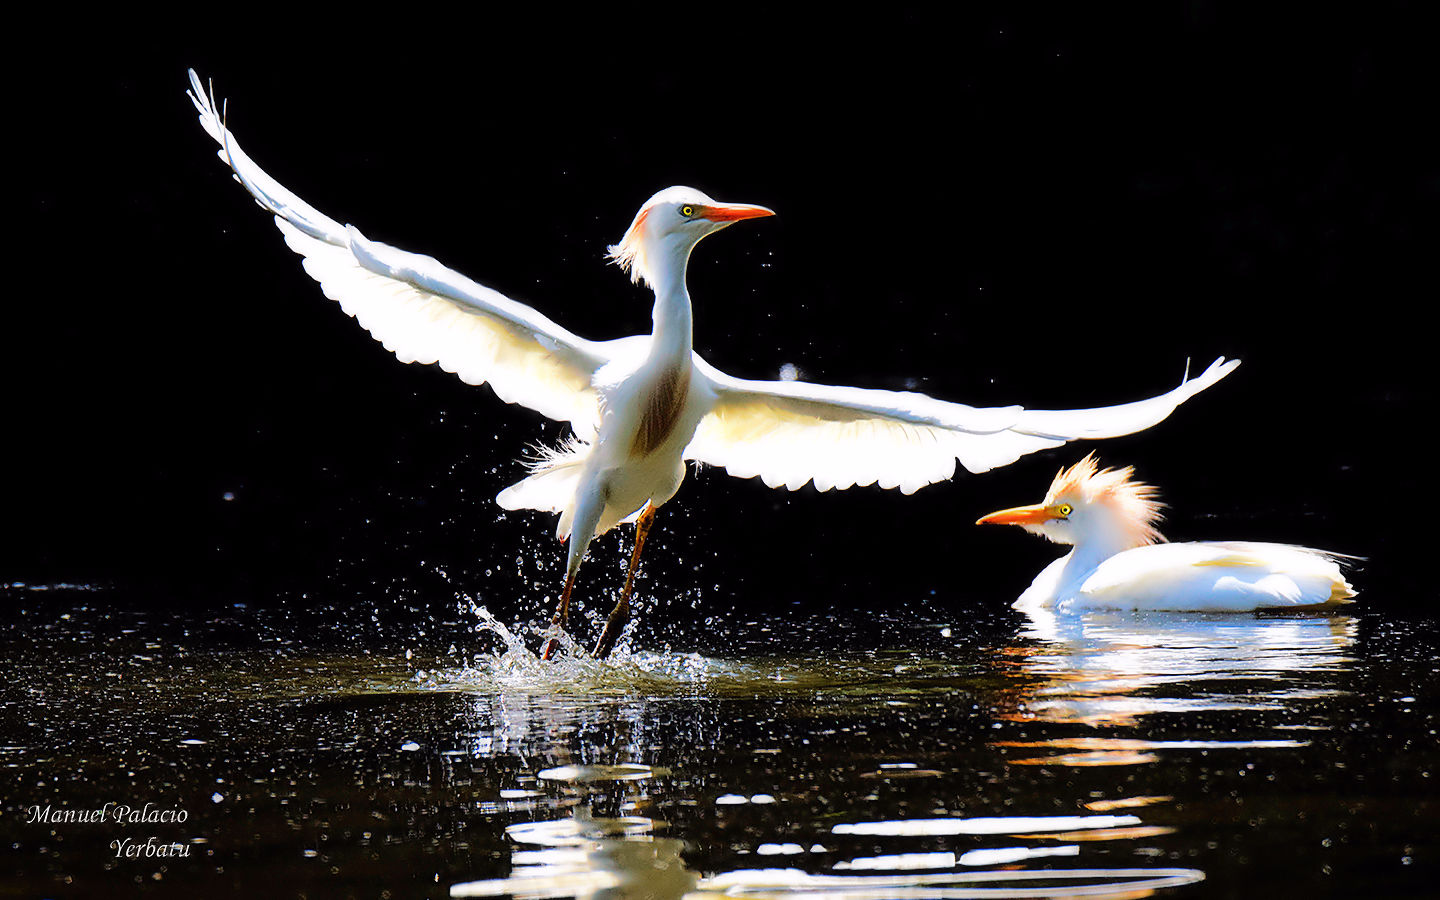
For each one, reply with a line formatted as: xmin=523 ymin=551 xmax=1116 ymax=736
xmin=686 ymin=357 xmax=1239 ymax=494
xmin=187 ymin=70 xmax=610 ymax=431
xmin=189 ymin=69 xmax=1239 ymax=497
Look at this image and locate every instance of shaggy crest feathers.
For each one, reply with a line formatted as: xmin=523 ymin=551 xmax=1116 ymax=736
xmin=1047 ymin=452 xmax=1166 ymax=547
xmin=607 ymin=205 xmax=652 ymax=287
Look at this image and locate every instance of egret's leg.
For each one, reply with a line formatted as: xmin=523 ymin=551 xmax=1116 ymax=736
xmin=593 ymin=503 xmax=656 ymax=660
xmin=540 ymin=476 xmax=606 ymax=661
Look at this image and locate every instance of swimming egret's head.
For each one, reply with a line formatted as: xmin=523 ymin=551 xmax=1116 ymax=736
xmin=976 ymin=453 xmax=1165 ymax=550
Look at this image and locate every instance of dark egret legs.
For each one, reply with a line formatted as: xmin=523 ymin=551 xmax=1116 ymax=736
xmin=594 ymin=503 xmax=657 ymax=660
xmin=539 ymin=502 xmax=656 ymax=661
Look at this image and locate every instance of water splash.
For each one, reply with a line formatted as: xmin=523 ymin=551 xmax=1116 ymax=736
xmin=410 ymin=596 xmax=747 ymax=697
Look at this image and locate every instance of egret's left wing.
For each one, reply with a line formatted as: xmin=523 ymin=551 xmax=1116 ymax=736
xmin=685 ymin=357 xmax=1239 ymax=494
xmin=187 ymin=70 xmax=611 ymax=431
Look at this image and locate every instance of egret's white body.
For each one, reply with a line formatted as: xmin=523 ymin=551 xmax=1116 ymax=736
xmin=978 ymin=455 xmax=1356 ymax=612
xmin=189 ymin=71 xmax=1240 ymax=655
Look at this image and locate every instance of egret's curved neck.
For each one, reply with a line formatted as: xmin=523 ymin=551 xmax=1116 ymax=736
xmin=646 ymin=240 xmax=696 ymax=362
xmin=1057 ymin=541 xmax=1118 ymax=590
xmin=1057 ymin=518 xmax=1143 ymax=589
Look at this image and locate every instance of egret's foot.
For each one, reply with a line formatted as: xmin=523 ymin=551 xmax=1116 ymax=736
xmin=540 ymin=628 xmax=570 ymax=661
xmin=592 ymin=595 xmax=629 ymax=661
xmin=541 ymin=571 xmax=580 ymax=661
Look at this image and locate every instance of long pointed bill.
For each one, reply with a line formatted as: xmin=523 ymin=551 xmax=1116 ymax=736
xmin=701 ymin=202 xmax=776 ymax=223
xmin=976 ymin=503 xmax=1058 ymax=527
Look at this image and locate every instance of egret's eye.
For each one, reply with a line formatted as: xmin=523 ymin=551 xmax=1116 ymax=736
xmin=1056 ymin=503 xmax=1074 ymax=517
xmin=679 ymin=204 xmax=696 ymax=218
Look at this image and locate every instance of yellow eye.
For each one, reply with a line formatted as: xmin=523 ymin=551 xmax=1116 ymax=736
xmin=1056 ymin=503 xmax=1074 ymax=517
xmin=680 ymin=205 xmax=696 ymax=218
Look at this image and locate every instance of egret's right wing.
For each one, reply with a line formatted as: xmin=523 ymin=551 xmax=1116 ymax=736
xmin=188 ymin=70 xmax=611 ymax=431
xmin=686 ymin=357 xmax=1239 ymax=494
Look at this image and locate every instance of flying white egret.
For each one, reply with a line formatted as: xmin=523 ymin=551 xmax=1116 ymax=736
xmin=976 ymin=454 xmax=1356 ymax=612
xmin=188 ymin=70 xmax=1240 ymax=658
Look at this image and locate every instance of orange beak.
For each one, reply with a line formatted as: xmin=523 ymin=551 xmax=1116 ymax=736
xmin=701 ymin=202 xmax=776 ymax=223
xmin=976 ymin=503 xmax=1058 ymax=527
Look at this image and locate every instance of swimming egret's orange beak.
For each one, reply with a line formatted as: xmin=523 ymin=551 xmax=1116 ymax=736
xmin=976 ymin=503 xmax=1058 ymax=527
xmin=701 ymin=202 xmax=776 ymax=223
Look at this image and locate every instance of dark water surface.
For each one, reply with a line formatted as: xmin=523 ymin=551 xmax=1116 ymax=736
xmin=2 ymin=590 xmax=1436 ymax=898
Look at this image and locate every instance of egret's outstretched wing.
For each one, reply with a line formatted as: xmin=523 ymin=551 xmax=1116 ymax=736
xmin=187 ymin=70 xmax=610 ymax=431
xmin=686 ymin=357 xmax=1239 ymax=494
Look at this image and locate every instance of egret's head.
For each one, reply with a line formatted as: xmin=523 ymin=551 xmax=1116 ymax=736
xmin=976 ymin=453 xmax=1165 ymax=550
xmin=608 ymin=186 xmax=774 ymax=288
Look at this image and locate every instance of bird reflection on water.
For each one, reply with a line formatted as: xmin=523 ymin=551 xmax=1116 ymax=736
xmin=993 ymin=607 xmax=1357 ymax=728
xmin=449 ymin=755 xmax=1206 ymax=900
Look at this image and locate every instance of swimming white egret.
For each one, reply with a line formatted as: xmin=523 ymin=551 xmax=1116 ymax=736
xmin=977 ymin=454 xmax=1355 ymax=612
xmin=188 ymin=70 xmax=1239 ymax=658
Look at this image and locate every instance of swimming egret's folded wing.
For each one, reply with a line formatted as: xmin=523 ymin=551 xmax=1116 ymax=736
xmin=187 ymin=70 xmax=611 ymax=432
xmin=685 ymin=357 xmax=1239 ymax=494
xmin=1075 ymin=541 xmax=1356 ymax=610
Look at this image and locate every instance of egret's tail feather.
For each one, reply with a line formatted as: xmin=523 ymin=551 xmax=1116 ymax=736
xmin=495 ymin=437 xmax=591 ymax=538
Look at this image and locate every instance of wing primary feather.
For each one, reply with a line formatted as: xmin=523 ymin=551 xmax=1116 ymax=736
xmin=686 ymin=355 xmax=1239 ymax=494
xmin=188 ymin=69 xmax=613 ymax=430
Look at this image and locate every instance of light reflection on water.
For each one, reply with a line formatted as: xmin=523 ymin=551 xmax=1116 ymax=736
xmin=1 ymin=593 xmax=1435 ymax=897
xmin=992 ymin=607 xmax=1358 ymax=731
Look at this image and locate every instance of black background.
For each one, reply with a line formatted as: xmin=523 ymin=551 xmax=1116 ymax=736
xmin=7 ymin=7 xmax=1435 ymax=633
